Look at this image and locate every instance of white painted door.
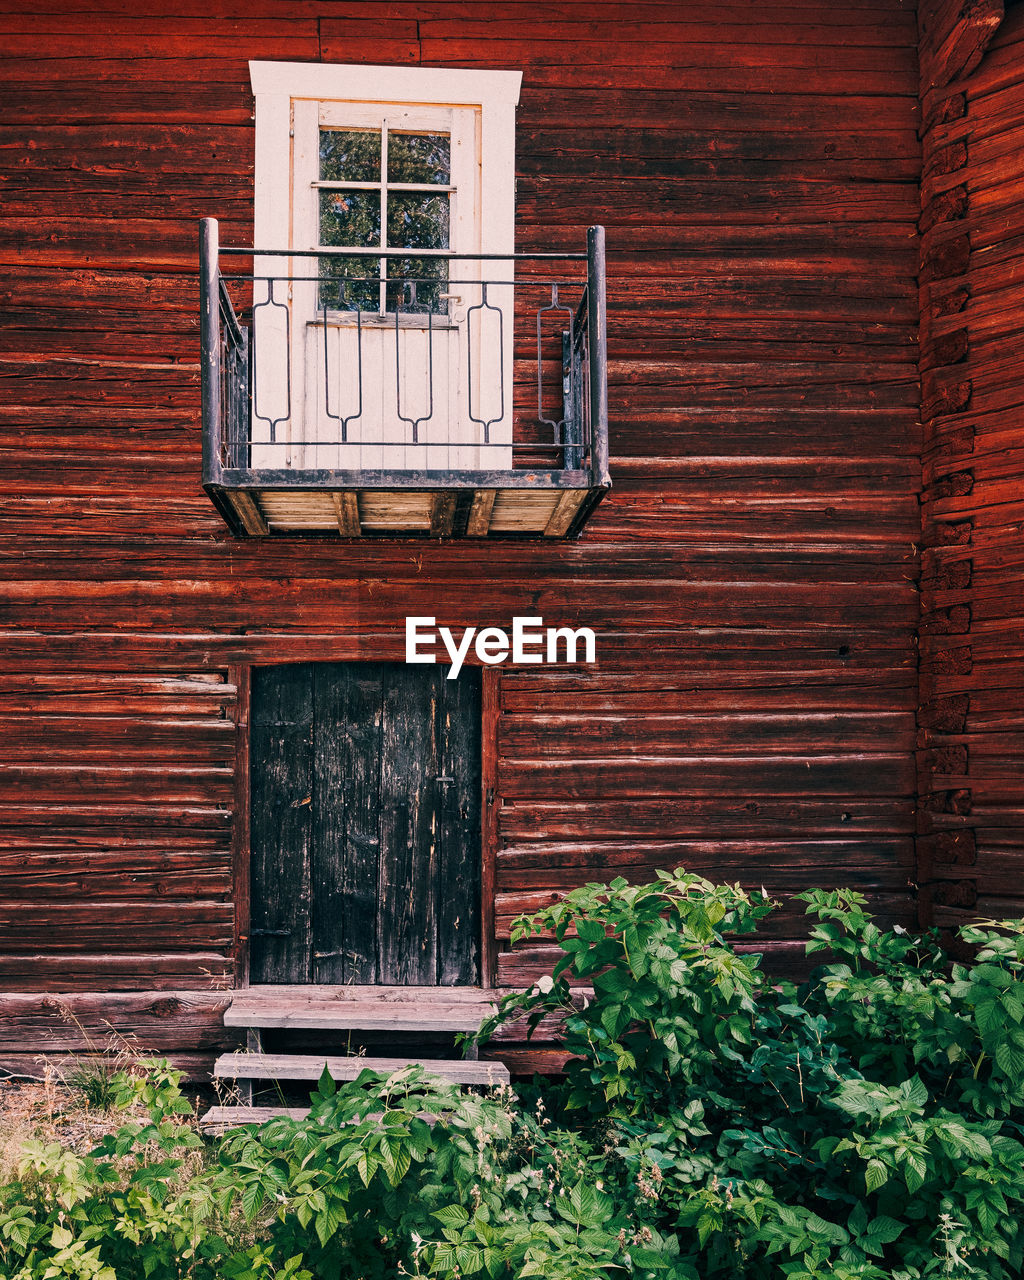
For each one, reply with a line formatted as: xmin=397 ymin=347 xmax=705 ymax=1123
xmin=252 ymin=100 xmax=512 ymax=473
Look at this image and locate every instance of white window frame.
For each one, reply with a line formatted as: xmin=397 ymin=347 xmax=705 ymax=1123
xmin=248 ymin=62 xmax=522 ymax=472
xmin=249 ymin=61 xmax=522 ymax=265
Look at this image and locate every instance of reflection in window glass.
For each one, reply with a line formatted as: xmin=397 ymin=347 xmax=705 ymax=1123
xmin=319 ymin=190 xmax=381 ymax=248
xmin=386 ymin=257 xmax=449 ymax=315
xmin=387 ymin=132 xmax=450 ymax=185
xmin=318 ymin=255 xmax=379 ymax=313
xmin=387 ymin=193 xmax=449 ymax=250
xmin=319 ymin=129 xmax=380 ymax=183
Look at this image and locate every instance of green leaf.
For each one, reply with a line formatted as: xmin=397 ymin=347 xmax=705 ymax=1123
xmin=623 ymin=925 xmax=646 ymax=978
xmin=455 ymin=1243 xmax=484 ymax=1274
xmin=600 ymin=1002 xmax=623 ymax=1039
xmin=433 ymin=1204 xmax=470 ymax=1228
xmin=804 ymin=1213 xmax=847 ymax=1245
xmin=865 ymin=1159 xmax=889 ymax=1194
xmin=995 ymin=1039 xmax=1024 ymax=1080
xmin=314 ymin=1198 xmax=344 ymax=1249
xmin=630 ymin=1246 xmax=670 ymax=1268
xmin=385 ymin=1142 xmax=411 ymax=1185
xmin=559 ymin=1181 xmax=600 ymax=1226
xmin=865 ymin=1216 xmax=904 ymax=1246
xmin=356 ymin=1150 xmax=378 ymax=1187
xmin=240 ymin=1181 xmax=265 ymax=1223
xmin=974 ymin=999 xmax=1004 ymax=1037
xmin=576 ymin=918 xmax=606 ymax=944
xmin=903 ymin=1150 xmax=927 ymax=1194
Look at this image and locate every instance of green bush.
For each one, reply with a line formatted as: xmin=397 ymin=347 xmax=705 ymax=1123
xmin=1 ymin=870 xmax=1023 ymax=1279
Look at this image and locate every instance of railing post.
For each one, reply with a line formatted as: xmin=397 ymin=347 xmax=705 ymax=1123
xmin=586 ymin=225 xmax=610 ymax=488
xmin=200 ymin=217 xmax=223 ymax=483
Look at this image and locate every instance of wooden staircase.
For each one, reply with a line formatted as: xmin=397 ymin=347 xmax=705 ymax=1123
xmin=200 ymin=985 xmax=509 ymax=1134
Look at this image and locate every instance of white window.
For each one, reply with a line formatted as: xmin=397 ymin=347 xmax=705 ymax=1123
xmin=248 ymin=62 xmax=522 ymax=472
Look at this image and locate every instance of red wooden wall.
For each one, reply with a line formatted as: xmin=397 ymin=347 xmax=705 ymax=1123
xmin=918 ymin=0 xmax=1024 ymax=933
xmin=0 ymin=0 xmax=924 ymax=1070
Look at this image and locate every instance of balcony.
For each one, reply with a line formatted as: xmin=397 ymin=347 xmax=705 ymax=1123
xmin=199 ymin=219 xmax=610 ymax=538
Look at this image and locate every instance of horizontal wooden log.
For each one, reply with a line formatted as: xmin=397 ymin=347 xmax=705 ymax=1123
xmin=499 ymin=712 xmax=916 ymax=755
xmin=499 ymin=796 xmax=914 ymax=840
xmin=0 ymin=991 xmax=235 ymax=1053
xmin=495 ymin=838 xmax=913 ymax=884
xmin=0 ymin=763 xmax=232 ymax=804
xmin=0 ymin=717 xmax=233 ymax=762
xmin=0 ymin=629 xmax=915 ymax=675
xmin=0 ymin=952 xmax=232 ymax=990
xmin=498 ymin=753 xmax=916 ymax=800
xmin=0 ymin=848 xmax=231 ymax=898
xmin=0 ymin=900 xmax=234 ymax=951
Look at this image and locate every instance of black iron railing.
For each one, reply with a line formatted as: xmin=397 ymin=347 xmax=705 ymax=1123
xmin=200 ymin=218 xmax=609 ymax=490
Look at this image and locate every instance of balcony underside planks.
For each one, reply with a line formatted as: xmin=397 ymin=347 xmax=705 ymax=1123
xmin=207 ymin=474 xmax=606 ymax=538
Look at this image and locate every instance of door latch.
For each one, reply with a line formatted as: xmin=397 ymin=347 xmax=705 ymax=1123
xmin=250 ymin=927 xmax=292 ymax=938
xmin=435 ymin=775 xmax=454 ymax=786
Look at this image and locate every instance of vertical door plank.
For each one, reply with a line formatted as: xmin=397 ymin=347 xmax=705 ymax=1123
xmin=249 ymin=665 xmax=314 ymax=983
xmin=437 ymin=667 xmax=482 ymax=985
xmin=312 ymin=663 xmax=383 ymax=983
xmin=377 ymin=664 xmax=439 ymax=984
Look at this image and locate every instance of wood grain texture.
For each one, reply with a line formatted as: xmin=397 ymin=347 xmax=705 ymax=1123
xmin=248 ymin=665 xmax=314 ymax=982
xmin=436 ymin=669 xmax=483 ymax=985
xmin=213 ymin=1051 xmax=510 ymax=1083
xmin=0 ymin=0 xmax=930 ymax=1062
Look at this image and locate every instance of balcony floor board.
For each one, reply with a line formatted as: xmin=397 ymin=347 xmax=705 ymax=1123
xmin=214 ymin=483 xmax=605 ymax=538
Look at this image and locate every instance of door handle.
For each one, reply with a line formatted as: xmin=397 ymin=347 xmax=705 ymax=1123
xmin=250 ymin=927 xmax=292 ymax=937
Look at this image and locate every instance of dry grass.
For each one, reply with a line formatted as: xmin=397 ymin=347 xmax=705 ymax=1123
xmin=0 ymin=1070 xmax=128 ymax=1180
xmin=0 ymin=1056 xmax=201 ymax=1182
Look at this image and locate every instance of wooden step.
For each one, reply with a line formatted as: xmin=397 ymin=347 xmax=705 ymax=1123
xmin=213 ymin=1052 xmax=510 ymax=1086
xmin=200 ymin=1105 xmax=311 ymax=1135
xmin=199 ymin=1100 xmax=446 ymax=1136
xmin=224 ymin=985 xmax=500 ymax=1033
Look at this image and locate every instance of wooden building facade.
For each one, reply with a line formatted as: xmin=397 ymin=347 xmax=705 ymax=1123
xmin=0 ymin=0 xmax=1022 ymax=1074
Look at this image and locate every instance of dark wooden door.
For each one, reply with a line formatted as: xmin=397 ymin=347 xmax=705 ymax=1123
xmin=249 ymin=662 xmax=481 ymax=985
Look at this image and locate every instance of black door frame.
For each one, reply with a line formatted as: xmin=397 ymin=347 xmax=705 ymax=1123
xmin=230 ymin=660 xmax=499 ymax=989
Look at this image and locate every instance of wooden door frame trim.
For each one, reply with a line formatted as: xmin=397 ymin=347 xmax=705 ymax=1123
xmin=233 ymin=659 xmax=498 ymax=991
xmin=480 ymin=667 xmax=500 ymax=989
xmin=230 ymin=662 xmax=252 ymax=989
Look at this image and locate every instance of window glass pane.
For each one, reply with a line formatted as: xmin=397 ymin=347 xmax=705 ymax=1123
xmin=387 ymin=132 xmax=450 ymax=185
xmin=386 ymin=257 xmax=449 ymax=316
xmin=386 ymin=192 xmax=449 ymax=250
xmin=319 ymin=190 xmax=381 ymax=248
xmin=320 ymin=129 xmax=381 ymax=182
xmin=319 ymin=254 xmax=380 ymax=313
